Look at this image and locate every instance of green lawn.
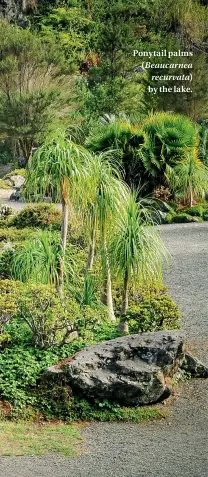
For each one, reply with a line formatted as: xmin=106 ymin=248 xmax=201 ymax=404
xmin=0 ymin=421 xmax=82 ymax=456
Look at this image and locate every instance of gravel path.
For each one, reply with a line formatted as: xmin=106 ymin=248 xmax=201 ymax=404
xmin=0 ymin=189 xmax=27 ymax=211
xmin=0 ymin=221 xmax=208 ymax=477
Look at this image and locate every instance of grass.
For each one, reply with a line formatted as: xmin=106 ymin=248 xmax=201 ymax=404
xmin=0 ymin=421 xmax=82 ymax=456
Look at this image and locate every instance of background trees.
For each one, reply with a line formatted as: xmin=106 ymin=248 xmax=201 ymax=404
xmin=0 ymin=21 xmax=72 ymax=164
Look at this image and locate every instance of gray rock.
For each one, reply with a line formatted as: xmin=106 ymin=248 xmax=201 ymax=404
xmin=10 ymin=189 xmax=22 ymax=201
xmin=181 ymin=352 xmax=208 ymax=378
xmin=0 ymin=1 xmax=31 ymax=21
xmin=47 ymin=331 xmax=184 ymax=406
xmin=5 ymin=175 xmax=25 ymax=188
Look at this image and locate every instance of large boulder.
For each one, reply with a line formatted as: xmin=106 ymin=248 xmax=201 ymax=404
xmin=181 ymin=353 xmax=208 ymax=378
xmin=47 ymin=331 xmax=185 ymax=406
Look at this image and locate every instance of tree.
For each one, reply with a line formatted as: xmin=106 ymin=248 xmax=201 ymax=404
xmin=166 ymin=155 xmax=208 ymax=207
xmin=82 ymin=152 xmax=128 ymax=321
xmin=110 ymin=191 xmax=168 ymax=332
xmin=0 ymin=20 xmax=71 ymax=163
xmin=32 ymin=3 xmax=95 ymax=72
xmin=78 ymin=0 xmax=145 ymax=117
xmin=25 ymin=133 xmax=92 ymax=296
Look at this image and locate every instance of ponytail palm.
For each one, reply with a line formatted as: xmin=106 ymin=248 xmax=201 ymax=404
xmin=166 ymin=155 xmax=208 ymax=207
xmin=11 ymin=231 xmax=60 ymax=285
xmin=111 ymin=192 xmax=168 ymax=331
xmin=25 ymin=133 xmax=92 ymax=295
xmin=83 ymin=152 xmax=128 ymax=320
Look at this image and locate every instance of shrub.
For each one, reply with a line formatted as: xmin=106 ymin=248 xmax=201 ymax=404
xmin=0 ymin=248 xmax=14 ymax=279
xmin=18 ymin=284 xmax=81 ymax=349
xmin=0 ymin=342 xmax=88 ymax=409
xmin=171 ymin=213 xmax=197 ymax=223
xmin=165 ymin=212 xmax=176 ymax=224
xmin=0 ymin=227 xmax=35 ymax=243
xmin=184 ymin=205 xmax=204 ymax=217
xmin=0 ymin=204 xmax=14 ymax=219
xmin=0 ymin=179 xmax=11 ymax=189
xmin=127 ymin=295 xmax=181 ymax=334
xmin=0 ymin=348 xmax=41 ymax=408
xmin=11 ymin=203 xmax=61 ymax=229
xmin=0 ymin=280 xmax=82 ymax=349
xmin=3 ymin=169 xmax=26 ymax=179
xmin=0 ymin=280 xmax=24 ymax=335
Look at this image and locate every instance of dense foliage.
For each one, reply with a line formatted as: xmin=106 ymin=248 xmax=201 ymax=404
xmin=0 ymin=0 xmax=207 ymax=423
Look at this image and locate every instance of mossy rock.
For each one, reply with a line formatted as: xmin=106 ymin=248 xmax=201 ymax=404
xmin=172 ymin=213 xmax=201 ymax=223
xmin=184 ymin=205 xmax=204 ymax=217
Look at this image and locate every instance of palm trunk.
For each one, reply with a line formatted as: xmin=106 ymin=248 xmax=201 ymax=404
xmin=86 ymin=217 xmax=96 ymax=272
xmin=189 ymin=183 xmax=193 ymax=208
xmin=102 ymin=239 xmax=115 ymax=321
xmin=58 ymin=181 xmax=69 ymax=297
xmin=119 ymin=269 xmax=129 ymax=333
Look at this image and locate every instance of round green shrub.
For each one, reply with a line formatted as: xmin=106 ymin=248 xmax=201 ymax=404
xmin=10 ymin=203 xmax=61 ymax=229
xmin=184 ymin=205 xmax=204 ymax=217
xmin=127 ymin=295 xmax=181 ymax=334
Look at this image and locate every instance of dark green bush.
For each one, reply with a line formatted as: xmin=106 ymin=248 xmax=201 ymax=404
xmin=184 ymin=205 xmax=204 ymax=217
xmin=11 ymin=203 xmax=61 ymax=229
xmin=164 ymin=212 xmax=176 ymax=224
xmin=0 ymin=248 xmax=14 ymax=279
xmin=171 ymin=213 xmax=198 ymax=223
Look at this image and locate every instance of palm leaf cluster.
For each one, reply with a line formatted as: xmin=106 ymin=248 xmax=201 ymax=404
xmin=111 ymin=192 xmax=167 ymax=282
xmin=138 ymin=112 xmax=199 ymax=178
xmin=11 ymin=231 xmax=60 ymax=286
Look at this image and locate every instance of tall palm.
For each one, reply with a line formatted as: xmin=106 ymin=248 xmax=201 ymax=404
xmin=25 ymin=133 xmax=92 ymax=295
xmin=82 ymin=153 xmax=128 ymax=321
xmin=166 ymin=154 xmax=208 ymax=207
xmin=110 ymin=191 xmax=168 ymax=332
